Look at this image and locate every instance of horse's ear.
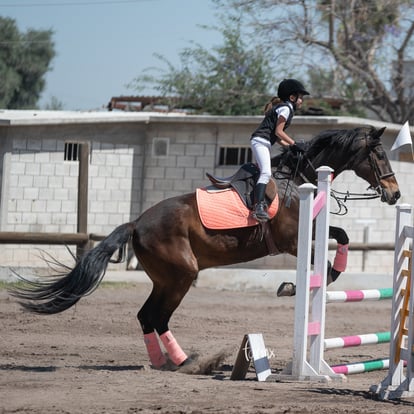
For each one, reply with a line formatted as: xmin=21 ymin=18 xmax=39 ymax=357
xmin=373 ymin=126 xmax=386 ymax=140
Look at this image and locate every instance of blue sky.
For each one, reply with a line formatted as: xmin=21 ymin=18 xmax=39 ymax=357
xmin=0 ymin=0 xmax=222 ymax=110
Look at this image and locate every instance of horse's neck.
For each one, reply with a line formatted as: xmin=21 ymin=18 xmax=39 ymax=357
xmin=275 ymin=150 xmax=346 ymax=185
xmin=304 ymin=151 xmax=347 ymax=183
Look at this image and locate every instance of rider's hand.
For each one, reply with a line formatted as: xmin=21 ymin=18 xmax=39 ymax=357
xmin=290 ymin=141 xmax=306 ymax=153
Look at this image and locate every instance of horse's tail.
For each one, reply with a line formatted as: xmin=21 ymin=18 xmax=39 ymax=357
xmin=10 ymin=222 xmax=135 ymax=315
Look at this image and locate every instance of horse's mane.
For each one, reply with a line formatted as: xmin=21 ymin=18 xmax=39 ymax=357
xmin=306 ymin=129 xmax=351 ymax=155
xmin=273 ymin=126 xmax=375 ymax=168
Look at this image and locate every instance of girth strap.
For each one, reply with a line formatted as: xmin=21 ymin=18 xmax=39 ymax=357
xmin=261 ymin=222 xmax=279 ymax=256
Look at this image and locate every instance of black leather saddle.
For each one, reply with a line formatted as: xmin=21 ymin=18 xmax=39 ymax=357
xmin=206 ymin=163 xmax=277 ymax=210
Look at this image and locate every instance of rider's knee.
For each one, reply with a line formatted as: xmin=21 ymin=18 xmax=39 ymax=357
xmin=257 ymin=172 xmax=272 ymax=185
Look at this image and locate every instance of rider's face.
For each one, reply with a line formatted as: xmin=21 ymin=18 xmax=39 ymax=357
xmin=290 ymin=94 xmax=304 ymax=108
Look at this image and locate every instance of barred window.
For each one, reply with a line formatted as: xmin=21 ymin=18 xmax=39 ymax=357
xmin=64 ymin=142 xmax=79 ymax=161
xmin=219 ymin=146 xmax=252 ymax=166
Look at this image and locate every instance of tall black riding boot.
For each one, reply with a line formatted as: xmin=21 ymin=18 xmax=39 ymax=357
xmin=253 ymin=183 xmax=269 ymax=222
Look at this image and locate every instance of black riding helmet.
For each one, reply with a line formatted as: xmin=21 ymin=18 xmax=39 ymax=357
xmin=277 ymin=79 xmax=310 ymax=101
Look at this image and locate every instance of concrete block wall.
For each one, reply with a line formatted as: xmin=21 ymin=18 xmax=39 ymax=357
xmin=88 ymin=141 xmax=141 ymax=235
xmin=141 ymin=123 xmax=219 ymax=212
xmin=6 ymin=137 xmax=78 ymax=234
xmin=1 ymin=136 xmax=143 ymax=268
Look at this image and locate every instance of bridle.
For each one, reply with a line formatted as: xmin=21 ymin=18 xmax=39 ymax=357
xmin=330 ymin=141 xmax=396 ymax=213
xmin=273 ymin=136 xmax=396 ymax=214
xmin=368 ymin=144 xmax=395 ymax=180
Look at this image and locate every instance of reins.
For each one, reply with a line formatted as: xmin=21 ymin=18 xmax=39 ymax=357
xmin=331 ymin=188 xmax=380 ymax=202
xmin=330 ymin=188 xmax=380 ymax=216
xmin=273 ymin=150 xmax=311 ymax=208
xmin=273 ymin=133 xmax=394 ymax=216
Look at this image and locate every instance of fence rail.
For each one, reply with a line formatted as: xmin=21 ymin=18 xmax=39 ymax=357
xmin=0 ymin=231 xmax=397 ymax=251
xmin=0 ymin=232 xmax=104 ymax=245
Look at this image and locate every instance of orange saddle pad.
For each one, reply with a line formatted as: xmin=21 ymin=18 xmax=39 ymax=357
xmin=196 ymin=186 xmax=279 ymax=230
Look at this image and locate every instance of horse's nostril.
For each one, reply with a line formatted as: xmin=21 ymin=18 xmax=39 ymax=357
xmin=395 ymin=190 xmax=401 ymax=200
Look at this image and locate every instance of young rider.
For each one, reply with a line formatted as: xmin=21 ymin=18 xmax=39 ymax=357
xmin=250 ymin=78 xmax=310 ymax=222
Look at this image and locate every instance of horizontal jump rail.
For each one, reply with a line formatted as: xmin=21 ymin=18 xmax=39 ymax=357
xmin=326 ymin=288 xmax=393 ymax=302
xmin=327 ymin=242 xmax=395 ymax=251
xmin=331 ymin=358 xmax=390 ymax=375
xmin=324 ymin=331 xmax=391 ymax=350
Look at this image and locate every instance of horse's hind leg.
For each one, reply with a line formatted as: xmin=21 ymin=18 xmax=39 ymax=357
xmin=138 ymin=286 xmax=168 ymax=368
xmin=138 ymin=270 xmax=196 ymax=368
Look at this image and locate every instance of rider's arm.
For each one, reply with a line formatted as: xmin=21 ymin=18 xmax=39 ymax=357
xmin=275 ymin=116 xmax=295 ymax=146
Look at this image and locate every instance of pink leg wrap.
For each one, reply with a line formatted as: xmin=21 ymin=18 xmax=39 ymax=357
xmin=160 ymin=331 xmax=188 ymax=366
xmin=333 ymin=243 xmax=349 ymax=272
xmin=144 ymin=332 xmax=167 ymax=368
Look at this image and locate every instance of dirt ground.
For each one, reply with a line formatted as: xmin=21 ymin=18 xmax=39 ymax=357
xmin=1 ymin=279 xmax=413 ymax=413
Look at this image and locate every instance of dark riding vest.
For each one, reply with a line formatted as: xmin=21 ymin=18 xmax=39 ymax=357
xmin=251 ymin=102 xmax=294 ymax=145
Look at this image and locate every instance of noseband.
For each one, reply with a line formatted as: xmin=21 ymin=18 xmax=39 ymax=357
xmin=367 ymin=143 xmax=395 ymax=200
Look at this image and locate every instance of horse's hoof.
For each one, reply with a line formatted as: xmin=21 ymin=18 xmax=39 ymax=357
xmin=158 ymin=359 xmax=180 ymax=371
xmin=151 ymin=363 xmax=168 ymax=371
xmin=165 ymin=357 xmax=195 ymax=372
xmin=277 ymin=282 xmax=296 ymax=297
xmin=179 ymin=357 xmax=194 ymax=367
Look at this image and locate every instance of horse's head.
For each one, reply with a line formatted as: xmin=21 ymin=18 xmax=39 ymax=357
xmin=350 ymin=126 xmax=400 ymax=205
xmin=272 ymin=126 xmax=401 ymax=205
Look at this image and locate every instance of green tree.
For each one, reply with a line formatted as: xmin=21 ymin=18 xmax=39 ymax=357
xmin=225 ymin=0 xmax=414 ymax=123
xmin=0 ymin=17 xmax=55 ymax=109
xmin=43 ymin=95 xmax=64 ymax=110
xmin=131 ymin=14 xmax=276 ymax=115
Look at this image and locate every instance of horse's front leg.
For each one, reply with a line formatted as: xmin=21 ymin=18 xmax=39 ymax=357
xmin=308 ymin=226 xmax=350 ymax=286
xmin=327 ymin=226 xmax=349 ymax=285
xmin=311 ymin=225 xmax=350 ymax=285
xmin=277 ymin=225 xmax=349 ymax=297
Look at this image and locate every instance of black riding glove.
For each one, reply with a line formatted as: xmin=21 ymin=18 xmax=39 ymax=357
xmin=290 ymin=142 xmax=306 ymax=153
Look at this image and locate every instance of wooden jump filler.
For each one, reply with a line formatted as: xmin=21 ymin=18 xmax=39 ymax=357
xmin=371 ymin=204 xmax=414 ymax=400
xmin=231 ymin=333 xmax=271 ymax=382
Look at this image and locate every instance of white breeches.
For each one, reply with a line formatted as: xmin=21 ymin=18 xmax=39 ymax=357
xmin=251 ymin=137 xmax=272 ymax=185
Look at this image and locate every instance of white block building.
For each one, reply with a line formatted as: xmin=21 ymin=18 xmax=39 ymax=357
xmin=0 ymin=110 xmax=412 ymax=274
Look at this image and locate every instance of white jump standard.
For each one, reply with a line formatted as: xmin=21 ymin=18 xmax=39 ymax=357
xmin=269 ymin=166 xmax=344 ymax=381
xmin=269 ymin=168 xmax=411 ymax=384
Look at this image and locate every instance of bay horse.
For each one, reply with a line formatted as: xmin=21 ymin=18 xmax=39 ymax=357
xmin=11 ymin=125 xmax=400 ymax=370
